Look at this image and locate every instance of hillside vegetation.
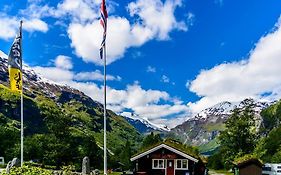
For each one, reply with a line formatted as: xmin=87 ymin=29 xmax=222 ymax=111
xmin=0 ymin=84 xmax=141 ymax=169
xmin=208 ymin=100 xmax=281 ymax=169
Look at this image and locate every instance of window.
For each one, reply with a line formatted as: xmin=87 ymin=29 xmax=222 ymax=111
xmin=262 ymin=167 xmax=271 ymax=171
xmin=176 ymin=159 xmax=188 ymax=170
xmin=176 ymin=160 xmax=181 ymax=169
xmin=152 ymin=159 xmax=166 ymax=169
xmin=136 ymin=162 xmax=139 ymax=171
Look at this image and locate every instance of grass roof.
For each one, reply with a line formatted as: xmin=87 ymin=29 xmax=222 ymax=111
xmin=132 ymin=138 xmax=201 ymax=160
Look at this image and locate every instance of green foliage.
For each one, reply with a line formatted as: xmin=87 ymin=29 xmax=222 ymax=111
xmin=260 ymin=100 xmax=281 ymax=135
xmin=254 ymin=100 xmax=281 ymax=163
xmin=198 ymin=137 xmax=220 ymax=153
xmin=218 ymin=103 xmax=257 ymax=165
xmin=254 ymin=125 xmax=281 ymax=162
xmin=1 ymin=165 xmax=53 ymax=175
xmin=135 ymin=138 xmax=200 ymax=161
xmin=207 ymin=151 xmax=224 ymax=170
xmin=233 ymin=154 xmax=261 ymax=164
xmin=0 ymin=85 xmax=141 ymax=170
xmin=271 ymin=148 xmax=281 ymax=163
xmin=141 ymin=132 xmax=162 ymax=149
xmin=111 ymin=140 xmax=133 ymax=170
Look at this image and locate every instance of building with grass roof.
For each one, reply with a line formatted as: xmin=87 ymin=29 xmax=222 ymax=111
xmin=130 ymin=140 xmax=206 ymax=175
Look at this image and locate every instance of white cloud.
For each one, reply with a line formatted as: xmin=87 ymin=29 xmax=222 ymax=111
xmin=23 ymin=18 xmax=48 ymax=33
xmin=161 ymin=75 xmax=170 ymax=83
xmin=188 ymin=16 xmax=281 ymax=113
xmin=33 ymin=66 xmax=74 ymax=82
xmin=147 ymin=65 xmax=156 ymax=73
xmin=74 ymin=70 xmax=121 ymax=81
xmin=55 ymin=0 xmax=99 ymax=23
xmin=0 ymin=13 xmax=48 ymax=40
xmin=128 ymin=0 xmax=187 ymax=40
xmin=33 ymin=54 xmax=122 ymax=83
xmin=68 ymin=16 xmax=141 ymax=65
xmin=67 ymin=0 xmax=190 ymax=65
xmin=8 ymin=0 xmax=191 ymax=65
xmin=0 ymin=15 xmax=18 ymax=40
xmin=32 ymin=61 xmax=190 ymax=126
xmin=54 ymin=55 xmax=73 ymax=70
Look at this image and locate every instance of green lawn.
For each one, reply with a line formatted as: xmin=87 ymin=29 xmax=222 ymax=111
xmin=209 ymin=169 xmax=233 ymax=175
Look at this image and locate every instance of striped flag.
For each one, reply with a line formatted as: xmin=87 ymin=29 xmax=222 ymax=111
xmin=8 ymin=27 xmax=22 ymax=92
xmin=100 ymin=0 xmax=108 ymax=59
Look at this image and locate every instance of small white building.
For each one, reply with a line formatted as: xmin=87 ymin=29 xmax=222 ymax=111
xmin=262 ymin=163 xmax=281 ymax=175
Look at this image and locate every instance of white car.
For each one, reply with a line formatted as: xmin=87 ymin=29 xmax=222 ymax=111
xmin=262 ymin=163 xmax=281 ymax=175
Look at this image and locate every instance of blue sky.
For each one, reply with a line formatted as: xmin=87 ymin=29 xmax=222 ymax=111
xmin=1 ymin=0 xmax=281 ymax=127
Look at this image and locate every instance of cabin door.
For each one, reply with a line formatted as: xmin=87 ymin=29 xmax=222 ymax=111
xmin=166 ymin=160 xmax=174 ymax=175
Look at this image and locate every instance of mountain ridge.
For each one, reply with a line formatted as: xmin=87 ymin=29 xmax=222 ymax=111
xmin=170 ymin=99 xmax=275 ymax=150
xmin=123 ymin=113 xmax=170 ymax=133
xmin=0 ymin=50 xmax=142 ymax=166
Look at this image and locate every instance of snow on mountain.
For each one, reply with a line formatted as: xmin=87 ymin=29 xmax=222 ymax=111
xmin=192 ymin=99 xmax=274 ymax=122
xmin=0 ymin=50 xmax=102 ymax=108
xmin=171 ymin=99 xmax=275 ymax=147
xmin=122 ymin=112 xmax=170 ymax=133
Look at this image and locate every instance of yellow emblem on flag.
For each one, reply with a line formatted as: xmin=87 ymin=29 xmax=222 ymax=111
xmin=9 ymin=67 xmax=22 ymax=92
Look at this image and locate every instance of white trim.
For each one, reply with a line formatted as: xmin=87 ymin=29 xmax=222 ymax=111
xmin=130 ymin=144 xmax=199 ymax=162
xmin=174 ymin=160 xmax=176 ymax=175
xmin=165 ymin=159 xmax=167 ymax=175
xmin=175 ymin=159 xmax=189 ymax=170
xmin=152 ymin=159 xmax=166 ymax=169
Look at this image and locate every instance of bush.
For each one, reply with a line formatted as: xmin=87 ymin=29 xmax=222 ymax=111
xmin=1 ymin=165 xmax=53 ymax=175
xmin=208 ymin=152 xmax=224 ymax=170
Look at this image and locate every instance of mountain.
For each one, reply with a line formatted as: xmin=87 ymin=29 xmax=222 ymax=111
xmin=123 ymin=113 xmax=170 ymax=134
xmin=0 ymin=51 xmax=141 ymax=167
xmin=170 ymin=99 xmax=274 ymax=153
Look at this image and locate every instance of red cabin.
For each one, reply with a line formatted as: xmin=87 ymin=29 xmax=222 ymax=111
xmin=130 ymin=143 xmax=202 ymax=175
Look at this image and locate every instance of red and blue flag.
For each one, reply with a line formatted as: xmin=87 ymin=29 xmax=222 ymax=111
xmin=100 ymin=0 xmax=108 ymax=59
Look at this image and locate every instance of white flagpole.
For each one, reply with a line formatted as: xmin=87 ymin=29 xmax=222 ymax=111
xmin=20 ymin=20 xmax=24 ymax=167
xmin=103 ymin=43 xmax=107 ymax=175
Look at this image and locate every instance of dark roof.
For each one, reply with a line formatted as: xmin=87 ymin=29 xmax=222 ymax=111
xmin=236 ymin=158 xmax=263 ymax=169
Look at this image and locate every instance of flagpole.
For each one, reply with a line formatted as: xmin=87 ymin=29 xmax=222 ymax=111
xmin=103 ymin=43 xmax=107 ymax=175
xmin=20 ymin=20 xmax=24 ymax=167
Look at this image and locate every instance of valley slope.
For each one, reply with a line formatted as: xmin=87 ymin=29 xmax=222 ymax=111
xmin=169 ymin=99 xmax=274 ymax=153
xmin=0 ymin=51 xmax=141 ymax=167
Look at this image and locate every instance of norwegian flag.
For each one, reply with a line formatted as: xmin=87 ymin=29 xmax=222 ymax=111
xmin=100 ymin=0 xmax=108 ymax=59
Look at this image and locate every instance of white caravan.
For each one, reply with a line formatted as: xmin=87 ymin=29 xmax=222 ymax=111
xmin=262 ymin=163 xmax=281 ymax=175
xmin=0 ymin=157 xmax=4 ymax=165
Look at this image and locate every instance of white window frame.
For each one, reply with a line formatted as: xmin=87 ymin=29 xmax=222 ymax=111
xmin=175 ymin=159 xmax=188 ymax=170
xmin=152 ymin=159 xmax=166 ymax=169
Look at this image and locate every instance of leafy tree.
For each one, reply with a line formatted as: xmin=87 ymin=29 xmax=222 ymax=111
xmin=218 ymin=103 xmax=257 ymax=165
xmin=254 ymin=126 xmax=281 ymax=162
xmin=260 ymin=100 xmax=281 ymax=135
xmin=271 ymin=147 xmax=281 ymax=163
xmin=141 ymin=132 xmax=162 ymax=149
xmin=207 ymin=151 xmax=225 ymax=170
